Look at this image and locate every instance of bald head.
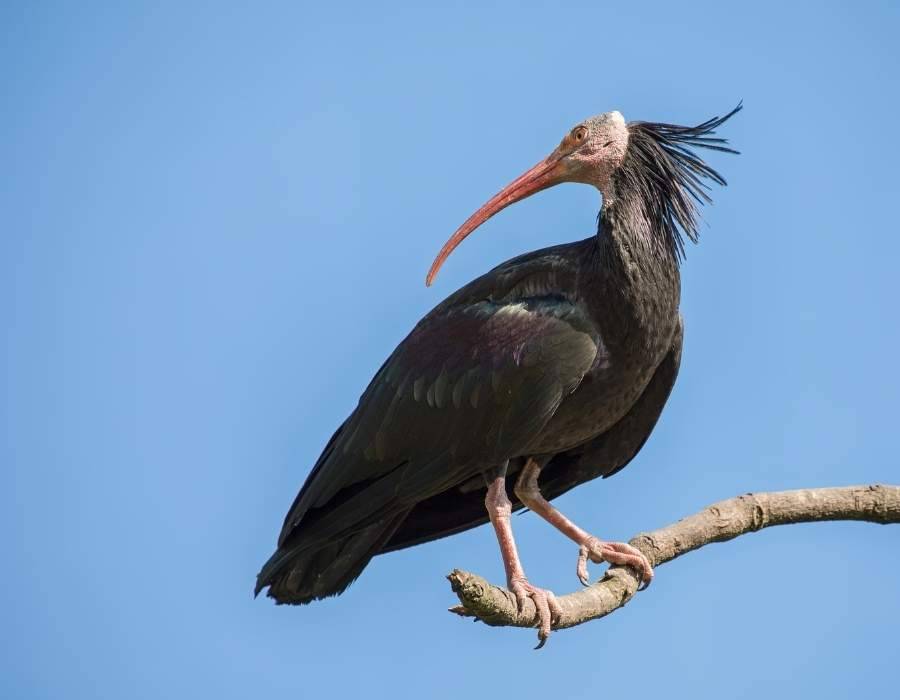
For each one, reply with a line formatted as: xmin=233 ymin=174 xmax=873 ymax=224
xmin=549 ymin=111 xmax=630 ymax=196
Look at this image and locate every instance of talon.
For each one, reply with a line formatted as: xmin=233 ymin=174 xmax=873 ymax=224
xmin=509 ymin=577 xmax=560 ymax=647
xmin=576 ymin=544 xmax=591 ymax=586
xmin=547 ymin=591 xmax=562 ymax=627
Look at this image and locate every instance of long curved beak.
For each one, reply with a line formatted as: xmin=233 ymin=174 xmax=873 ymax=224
xmin=426 ymin=155 xmax=569 ymax=286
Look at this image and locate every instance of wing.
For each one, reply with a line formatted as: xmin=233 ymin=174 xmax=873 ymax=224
xmin=539 ymin=315 xmax=684 ymax=497
xmin=381 ymin=316 xmax=683 ymax=551
xmin=276 ymin=242 xmax=599 ymax=552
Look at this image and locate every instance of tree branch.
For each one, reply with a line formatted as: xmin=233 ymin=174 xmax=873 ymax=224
xmin=447 ymin=484 xmax=900 ymax=638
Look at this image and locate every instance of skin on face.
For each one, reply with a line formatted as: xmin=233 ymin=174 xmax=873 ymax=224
xmin=555 ymin=112 xmax=629 ymax=192
xmin=426 ymin=111 xmax=630 ymax=286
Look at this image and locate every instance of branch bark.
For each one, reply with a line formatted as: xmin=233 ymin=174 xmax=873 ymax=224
xmin=447 ymin=484 xmax=899 ymax=637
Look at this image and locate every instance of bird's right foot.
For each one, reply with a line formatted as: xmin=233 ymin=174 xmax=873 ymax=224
xmin=507 ymin=576 xmax=562 ymax=648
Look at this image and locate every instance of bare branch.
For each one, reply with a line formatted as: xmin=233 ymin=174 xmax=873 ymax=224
xmin=447 ymin=484 xmax=900 ymax=636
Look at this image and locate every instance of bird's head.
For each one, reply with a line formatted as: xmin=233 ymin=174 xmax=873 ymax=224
xmin=426 ymin=105 xmax=740 ymax=286
xmin=546 ymin=111 xmax=630 ymax=192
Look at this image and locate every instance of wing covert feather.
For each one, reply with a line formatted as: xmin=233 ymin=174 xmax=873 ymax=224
xmin=278 ymin=294 xmax=598 ymax=547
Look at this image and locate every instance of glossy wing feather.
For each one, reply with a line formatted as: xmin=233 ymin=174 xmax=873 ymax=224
xmin=275 ymin=248 xmax=599 ymax=553
xmin=381 ymin=317 xmax=683 ymax=552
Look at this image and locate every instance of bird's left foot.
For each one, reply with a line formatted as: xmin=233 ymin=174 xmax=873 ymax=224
xmin=576 ymin=537 xmax=654 ymax=589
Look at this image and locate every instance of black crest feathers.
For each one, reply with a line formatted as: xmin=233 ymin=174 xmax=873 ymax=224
xmin=617 ymin=103 xmax=742 ymax=259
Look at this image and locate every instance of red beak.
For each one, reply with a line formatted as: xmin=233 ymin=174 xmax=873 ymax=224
xmin=426 ymin=155 xmax=568 ymax=286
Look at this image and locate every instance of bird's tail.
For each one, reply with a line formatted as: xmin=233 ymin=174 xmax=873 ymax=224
xmin=255 ymin=511 xmax=409 ymax=605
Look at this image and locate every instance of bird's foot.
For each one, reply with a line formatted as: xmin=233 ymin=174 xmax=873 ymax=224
xmin=577 ymin=537 xmax=654 ymax=590
xmin=508 ymin=576 xmax=562 ymax=649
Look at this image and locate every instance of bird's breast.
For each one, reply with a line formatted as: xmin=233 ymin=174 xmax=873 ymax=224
xmin=527 ymin=309 xmax=679 ymax=455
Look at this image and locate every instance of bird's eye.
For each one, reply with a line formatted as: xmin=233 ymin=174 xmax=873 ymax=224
xmin=573 ymin=127 xmax=587 ymax=141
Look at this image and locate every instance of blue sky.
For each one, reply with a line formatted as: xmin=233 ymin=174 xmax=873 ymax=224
xmin=3 ymin=2 xmax=899 ymax=698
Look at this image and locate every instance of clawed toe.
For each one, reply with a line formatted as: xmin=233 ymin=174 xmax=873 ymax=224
xmin=508 ymin=577 xmax=562 ymax=648
xmin=577 ymin=537 xmax=654 ymax=589
xmin=576 ymin=543 xmax=593 ymax=586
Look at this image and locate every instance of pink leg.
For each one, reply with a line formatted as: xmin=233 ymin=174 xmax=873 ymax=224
xmin=485 ymin=475 xmax=561 ymax=647
xmin=513 ymin=459 xmax=654 ymax=589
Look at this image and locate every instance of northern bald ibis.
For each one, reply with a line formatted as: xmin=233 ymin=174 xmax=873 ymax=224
xmin=257 ymin=105 xmax=740 ymax=645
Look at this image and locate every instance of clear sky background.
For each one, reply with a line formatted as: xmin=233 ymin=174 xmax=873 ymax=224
xmin=3 ymin=2 xmax=899 ymax=698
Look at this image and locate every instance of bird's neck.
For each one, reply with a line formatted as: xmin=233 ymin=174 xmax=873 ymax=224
xmin=584 ymin=196 xmax=681 ymax=339
xmin=598 ymin=192 xmax=680 ymax=268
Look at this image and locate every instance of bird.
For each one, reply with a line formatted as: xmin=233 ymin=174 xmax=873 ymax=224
xmin=256 ymin=104 xmax=740 ymax=645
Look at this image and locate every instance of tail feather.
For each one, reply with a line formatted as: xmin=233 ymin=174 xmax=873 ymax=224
xmin=255 ymin=511 xmax=409 ymax=605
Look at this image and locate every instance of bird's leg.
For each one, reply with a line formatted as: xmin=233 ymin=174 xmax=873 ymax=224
xmin=513 ymin=458 xmax=654 ymax=588
xmin=484 ymin=464 xmax=561 ymax=648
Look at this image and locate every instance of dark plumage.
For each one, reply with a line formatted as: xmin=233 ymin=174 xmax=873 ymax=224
xmin=256 ymin=105 xmax=740 ymax=611
xmin=620 ymin=106 xmax=740 ymax=259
